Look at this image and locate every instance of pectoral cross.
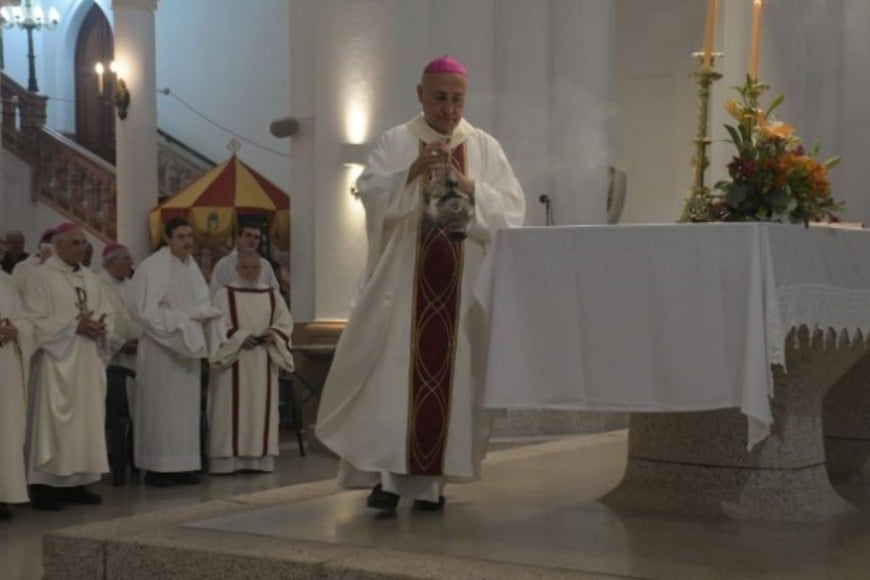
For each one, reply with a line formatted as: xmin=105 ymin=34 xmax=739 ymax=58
xmin=75 ymin=287 xmax=90 ymax=319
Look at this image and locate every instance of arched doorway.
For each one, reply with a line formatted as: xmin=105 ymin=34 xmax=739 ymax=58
xmin=74 ymin=4 xmax=114 ymax=164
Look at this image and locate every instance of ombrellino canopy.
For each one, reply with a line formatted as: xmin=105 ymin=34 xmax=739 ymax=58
xmin=149 ymin=154 xmax=290 ymax=251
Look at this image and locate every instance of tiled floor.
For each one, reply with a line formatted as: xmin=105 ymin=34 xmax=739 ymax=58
xmin=0 ymin=440 xmax=339 ymax=580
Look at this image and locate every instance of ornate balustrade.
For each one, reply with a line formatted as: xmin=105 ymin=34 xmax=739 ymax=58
xmin=2 ymin=72 xmax=213 ymax=242
xmin=36 ymin=127 xmax=117 ymax=241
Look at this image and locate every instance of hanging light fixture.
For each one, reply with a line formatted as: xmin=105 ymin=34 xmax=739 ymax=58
xmin=0 ymin=0 xmax=60 ymax=92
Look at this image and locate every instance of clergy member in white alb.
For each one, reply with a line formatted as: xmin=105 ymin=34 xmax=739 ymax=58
xmin=0 ymin=237 xmax=35 ymax=520
xmin=24 ymin=223 xmax=113 ymax=510
xmin=11 ymin=228 xmax=54 ymax=296
xmin=98 ymin=243 xmax=139 ymax=409
xmin=209 ymin=221 xmax=279 ymax=296
xmin=315 ymin=55 xmax=526 ymax=513
xmin=208 ymin=250 xmax=294 ymax=474
xmin=127 ymin=218 xmax=222 ymax=487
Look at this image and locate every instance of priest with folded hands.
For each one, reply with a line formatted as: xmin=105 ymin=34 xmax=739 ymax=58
xmin=23 ymin=222 xmax=113 ymax=510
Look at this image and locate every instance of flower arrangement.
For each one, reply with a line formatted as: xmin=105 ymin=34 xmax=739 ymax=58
xmin=708 ymin=77 xmax=842 ymax=225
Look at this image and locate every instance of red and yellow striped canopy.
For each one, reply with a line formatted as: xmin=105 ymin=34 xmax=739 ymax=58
xmin=149 ymin=154 xmax=290 ymax=251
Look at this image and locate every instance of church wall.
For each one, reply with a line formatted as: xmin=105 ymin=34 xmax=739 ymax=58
xmin=613 ymin=0 xmax=704 ymax=224
xmin=294 ymin=0 xmax=614 ymax=321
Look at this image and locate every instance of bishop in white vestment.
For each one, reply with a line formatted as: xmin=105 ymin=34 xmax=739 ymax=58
xmin=0 ymin=240 xmax=35 ymax=519
xmin=315 ymin=55 xmax=526 ymax=511
xmin=127 ymin=219 xmax=222 ymax=486
xmin=24 ymin=224 xmax=113 ymax=509
xmin=208 ymin=251 xmax=294 ymax=474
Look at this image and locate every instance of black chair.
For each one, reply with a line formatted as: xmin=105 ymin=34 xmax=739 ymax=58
xmin=105 ymin=364 xmax=136 ymax=486
xmin=279 ymin=374 xmax=305 ymax=456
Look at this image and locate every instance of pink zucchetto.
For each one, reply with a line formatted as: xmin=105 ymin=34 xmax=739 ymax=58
xmin=39 ymin=228 xmax=55 ymax=244
xmin=53 ymin=222 xmax=80 ymax=236
xmin=423 ymin=54 xmax=467 ymax=76
xmin=102 ymin=242 xmax=125 ymax=258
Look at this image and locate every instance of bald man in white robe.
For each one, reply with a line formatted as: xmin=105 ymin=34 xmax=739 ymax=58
xmin=24 ymin=224 xmax=113 ymax=510
xmin=208 ymin=251 xmax=294 ymax=474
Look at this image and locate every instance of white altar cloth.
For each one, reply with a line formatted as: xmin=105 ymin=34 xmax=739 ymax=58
xmin=474 ymin=223 xmax=870 ymax=447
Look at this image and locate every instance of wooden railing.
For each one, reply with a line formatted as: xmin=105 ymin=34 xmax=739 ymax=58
xmin=2 ymin=72 xmax=214 ymax=242
xmin=36 ymin=127 xmax=118 ymax=241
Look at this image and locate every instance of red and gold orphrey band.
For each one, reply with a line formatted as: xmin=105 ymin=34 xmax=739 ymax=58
xmin=406 ymin=143 xmax=466 ymax=475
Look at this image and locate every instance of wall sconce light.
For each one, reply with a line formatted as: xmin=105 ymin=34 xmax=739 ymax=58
xmin=94 ymin=60 xmax=131 ymax=120
xmin=340 ymin=143 xmax=369 ymax=167
xmin=340 ymin=143 xmax=370 ymax=198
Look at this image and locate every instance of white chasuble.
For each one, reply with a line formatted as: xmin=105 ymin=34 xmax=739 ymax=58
xmin=208 ymin=285 xmax=294 ymax=473
xmin=24 ymin=256 xmax=114 ymax=485
xmin=127 ymin=247 xmax=222 ymax=472
xmin=315 ymin=114 xmax=525 ymax=484
xmin=0 ymin=272 xmax=34 ymax=503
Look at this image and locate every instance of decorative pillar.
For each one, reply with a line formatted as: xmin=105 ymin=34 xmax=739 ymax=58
xmin=308 ymin=0 xmax=397 ymax=321
xmin=112 ymin=0 xmax=158 ymax=261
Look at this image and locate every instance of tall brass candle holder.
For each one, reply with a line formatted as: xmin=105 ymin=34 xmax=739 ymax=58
xmin=679 ymin=52 xmax=723 ymax=222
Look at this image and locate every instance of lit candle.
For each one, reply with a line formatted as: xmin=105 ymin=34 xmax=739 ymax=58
xmin=749 ymin=0 xmax=763 ymax=80
xmin=94 ymin=62 xmax=104 ymax=95
xmin=702 ymin=0 xmax=718 ymax=68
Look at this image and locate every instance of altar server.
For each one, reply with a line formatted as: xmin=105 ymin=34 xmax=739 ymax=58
xmin=127 ymin=218 xmax=222 ymax=487
xmin=208 ymin=250 xmax=294 ymax=473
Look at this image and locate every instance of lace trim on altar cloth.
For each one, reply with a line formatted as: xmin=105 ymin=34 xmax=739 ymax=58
xmin=772 ymin=283 xmax=870 ymax=370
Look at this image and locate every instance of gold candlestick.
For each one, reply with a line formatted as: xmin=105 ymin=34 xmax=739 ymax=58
xmin=679 ymin=52 xmax=723 ymax=223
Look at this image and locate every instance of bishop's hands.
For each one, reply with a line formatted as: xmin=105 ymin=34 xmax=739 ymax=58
xmin=76 ymin=311 xmax=108 ymax=340
xmin=0 ymin=318 xmax=18 ymax=346
xmin=407 ymin=140 xmax=474 ymax=195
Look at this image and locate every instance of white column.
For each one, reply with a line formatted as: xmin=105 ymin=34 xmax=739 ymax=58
xmin=112 ymin=0 xmax=158 ymax=261
xmin=309 ymin=0 xmax=397 ymax=321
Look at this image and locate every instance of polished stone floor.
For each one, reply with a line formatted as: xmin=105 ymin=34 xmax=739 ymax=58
xmin=0 ymin=440 xmax=339 ymax=580
xmin=188 ymin=432 xmax=870 ymax=580
xmin=14 ymin=430 xmax=870 ymax=579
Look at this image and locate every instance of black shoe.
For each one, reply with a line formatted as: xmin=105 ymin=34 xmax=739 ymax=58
xmin=412 ymin=496 xmax=445 ymax=512
xmin=144 ymin=471 xmax=175 ymax=487
xmin=169 ymin=471 xmax=201 ymax=486
xmin=30 ymin=485 xmax=65 ymax=511
xmin=366 ymin=484 xmax=399 ymax=511
xmin=59 ymin=486 xmax=102 ymax=505
xmin=0 ymin=503 xmax=12 ymax=520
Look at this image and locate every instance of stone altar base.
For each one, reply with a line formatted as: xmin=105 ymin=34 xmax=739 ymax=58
xmin=602 ymin=327 xmax=868 ymax=521
xmin=825 ymin=349 xmax=870 ymax=481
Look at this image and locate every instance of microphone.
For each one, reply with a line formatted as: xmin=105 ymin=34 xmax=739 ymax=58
xmin=270 ymin=116 xmax=301 ymax=138
xmin=538 ymin=194 xmax=554 ymax=226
